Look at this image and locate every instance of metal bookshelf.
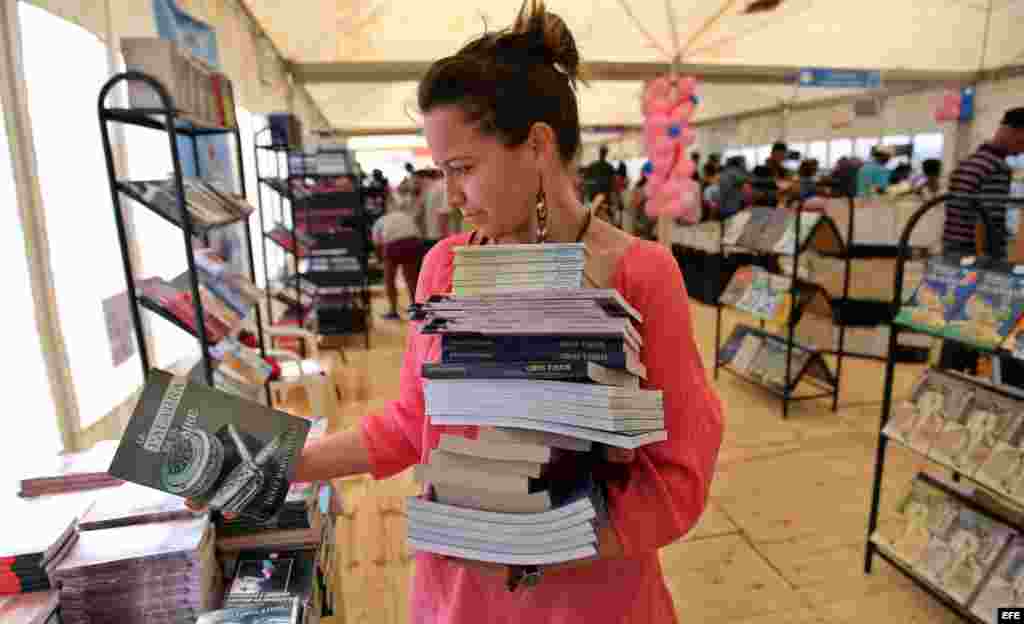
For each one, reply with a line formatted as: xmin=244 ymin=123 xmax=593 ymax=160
xmin=97 ymin=70 xmax=268 ymax=401
xmin=253 ymin=136 xmax=372 ymax=349
xmin=863 ymin=193 xmax=1024 ymax=622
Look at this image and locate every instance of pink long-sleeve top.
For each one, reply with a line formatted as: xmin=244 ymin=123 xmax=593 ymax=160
xmin=361 ymin=232 xmax=724 ymax=624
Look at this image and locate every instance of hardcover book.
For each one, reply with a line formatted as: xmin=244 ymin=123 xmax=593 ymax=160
xmin=109 ymin=369 xmax=311 ymax=522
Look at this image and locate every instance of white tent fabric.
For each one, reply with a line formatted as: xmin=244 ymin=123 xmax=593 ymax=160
xmin=246 ymin=0 xmax=1024 ymax=129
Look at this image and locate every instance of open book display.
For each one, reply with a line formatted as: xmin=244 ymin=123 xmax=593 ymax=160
xmin=718 ymin=324 xmax=836 ymax=395
xmin=109 ymin=369 xmax=311 ymax=523
xmin=407 ymin=245 xmax=664 ymax=566
xmin=720 ymin=206 xmax=844 ymax=256
xmin=267 ymin=225 xmax=315 ymax=258
xmin=895 ymin=254 xmax=1024 ymax=352
xmin=719 ymin=266 xmax=831 ymax=326
xmin=870 ymin=472 xmax=1024 ymax=616
xmin=119 ymin=178 xmax=254 ymax=232
xmin=883 ymin=368 xmax=1024 ymax=510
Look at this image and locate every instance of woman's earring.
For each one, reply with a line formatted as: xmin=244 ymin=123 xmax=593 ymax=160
xmin=535 ymin=178 xmax=548 ymax=244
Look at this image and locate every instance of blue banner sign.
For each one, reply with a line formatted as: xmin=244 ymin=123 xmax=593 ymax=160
xmin=798 ymin=68 xmax=882 ymax=89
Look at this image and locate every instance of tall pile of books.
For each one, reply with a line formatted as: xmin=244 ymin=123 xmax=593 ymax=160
xmin=406 ymin=244 xmax=666 ymax=565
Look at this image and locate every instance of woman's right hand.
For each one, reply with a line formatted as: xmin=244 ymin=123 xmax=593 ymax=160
xmin=184 ymin=498 xmax=237 ymax=521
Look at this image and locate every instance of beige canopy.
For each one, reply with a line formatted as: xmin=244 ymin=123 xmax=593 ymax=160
xmin=244 ymin=0 xmax=1023 ymax=133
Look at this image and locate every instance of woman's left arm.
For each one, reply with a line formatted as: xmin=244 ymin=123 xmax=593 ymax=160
xmin=599 ymin=244 xmax=724 ymax=557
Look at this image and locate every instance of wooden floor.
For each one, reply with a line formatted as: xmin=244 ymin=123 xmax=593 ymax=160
xmin=307 ymin=296 xmax=962 ymax=624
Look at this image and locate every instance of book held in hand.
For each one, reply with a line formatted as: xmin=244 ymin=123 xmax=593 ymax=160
xmin=109 ymin=369 xmax=311 ymax=522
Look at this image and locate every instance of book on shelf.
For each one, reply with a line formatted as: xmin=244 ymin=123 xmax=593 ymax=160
xmin=937 ymin=506 xmax=1014 ymax=604
xmin=223 ymin=549 xmax=315 ymax=610
xmin=969 ymin=535 xmax=1024 ymax=621
xmin=108 ymin=369 xmax=311 ymax=522
xmin=720 ymin=267 xmax=797 ymax=325
xmin=50 ymin=515 xmax=223 ymax=624
xmin=138 ymin=275 xmax=230 ymax=344
xmin=975 ymin=413 xmax=1024 ymax=501
xmin=196 ymin=599 xmax=302 ymax=624
xmin=929 ymin=385 xmax=1017 ymax=477
xmin=884 ymin=370 xmax=972 ymax=455
xmin=721 ymin=210 xmax=752 ymax=247
xmin=211 ymin=336 xmax=274 ymax=386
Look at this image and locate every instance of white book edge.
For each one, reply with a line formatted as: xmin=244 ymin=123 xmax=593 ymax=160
xmin=407 ymin=538 xmax=597 ymax=566
xmin=407 ymin=505 xmax=596 ymax=535
xmin=408 ymin=527 xmax=596 ymax=555
xmin=407 ymin=495 xmax=592 ymax=525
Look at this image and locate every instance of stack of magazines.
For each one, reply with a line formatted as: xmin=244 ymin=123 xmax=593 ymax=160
xmin=50 ymin=515 xmax=223 ymax=624
xmin=121 ymin=177 xmax=254 ymax=230
xmin=18 ymin=440 xmax=123 ymax=498
xmin=405 ymin=244 xmax=666 ymax=565
xmin=451 ymin=243 xmax=585 ymax=295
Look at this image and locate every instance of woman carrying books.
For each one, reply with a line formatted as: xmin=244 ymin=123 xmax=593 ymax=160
xmin=192 ymin=2 xmax=723 ymax=621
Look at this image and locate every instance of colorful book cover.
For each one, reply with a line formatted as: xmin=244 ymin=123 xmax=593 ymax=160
xmin=109 ymin=369 xmax=311 ymax=523
xmin=906 ymin=373 xmax=967 ymax=456
xmin=938 ymin=507 xmax=1014 ymax=604
xmin=946 ymin=262 xmax=1024 ymax=350
xmin=970 ymin=536 xmax=1024 ymax=622
xmin=733 ymin=269 xmax=791 ymax=323
xmin=873 ymin=477 xmax=956 ymax=566
xmin=950 ymin=390 xmax=1021 ymax=478
xmin=894 ymin=254 xmax=974 ymax=335
xmin=975 ymin=415 xmax=1024 ymax=498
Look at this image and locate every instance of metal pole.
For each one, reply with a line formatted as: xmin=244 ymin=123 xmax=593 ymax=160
xmin=782 ymin=198 xmax=802 ymax=419
xmin=255 ymin=129 xmax=275 ymax=342
xmin=713 ymin=218 xmax=724 ymax=380
xmin=833 ymin=195 xmax=855 ymax=412
xmin=98 ymin=76 xmax=150 ymax=381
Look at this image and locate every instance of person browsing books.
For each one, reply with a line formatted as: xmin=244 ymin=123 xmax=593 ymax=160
xmin=189 ymin=2 xmax=723 ymax=621
xmin=372 ymin=205 xmax=426 ymax=320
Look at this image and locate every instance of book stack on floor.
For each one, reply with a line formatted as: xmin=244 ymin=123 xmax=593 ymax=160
xmin=451 ymin=243 xmax=585 ymax=295
xmin=50 ymin=515 xmax=223 ymax=624
xmin=405 ymin=244 xmax=666 ymax=566
xmin=18 ymin=440 xmax=123 ymax=498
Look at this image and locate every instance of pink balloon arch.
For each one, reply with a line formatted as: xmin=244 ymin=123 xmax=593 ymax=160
xmin=642 ymin=74 xmax=701 ymax=223
xmin=933 ymin=88 xmax=961 ymax=123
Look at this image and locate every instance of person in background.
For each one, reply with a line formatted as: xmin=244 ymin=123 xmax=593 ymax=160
xmin=939 ymin=108 xmax=1024 ymax=386
xmin=798 ymin=159 xmax=819 ymax=201
xmin=718 ymin=155 xmax=750 ymax=218
xmin=371 ymin=204 xmax=424 ymax=321
xmin=856 ymin=146 xmax=893 ymax=197
xmin=702 ymin=162 xmax=722 ymax=218
xmin=584 ymin=144 xmax=616 ymax=203
xmin=420 ymin=171 xmax=449 ymax=249
xmin=889 ymin=163 xmax=913 ymax=187
xmin=691 ymin=151 xmax=702 ymax=184
xmin=630 ymin=174 xmax=655 ymax=240
xmin=765 ymin=142 xmax=790 ymax=180
xmin=943 ymin=108 xmax=1024 ymax=259
xmin=913 ymin=158 xmax=943 ymax=199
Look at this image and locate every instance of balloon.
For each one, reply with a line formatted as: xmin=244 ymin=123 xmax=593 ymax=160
xmin=641 ymin=161 xmax=653 ymax=175
xmin=673 ymin=157 xmax=695 ymax=179
xmin=678 ymin=126 xmax=697 ymax=147
xmin=671 ymin=101 xmax=695 ymax=122
xmin=643 ymin=76 xmax=675 ymax=115
xmin=675 ymin=76 xmax=698 ymax=98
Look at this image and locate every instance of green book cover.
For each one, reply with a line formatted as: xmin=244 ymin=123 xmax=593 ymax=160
xmin=894 ymin=254 xmax=974 ymax=336
xmin=109 ymin=369 xmax=311 ymax=523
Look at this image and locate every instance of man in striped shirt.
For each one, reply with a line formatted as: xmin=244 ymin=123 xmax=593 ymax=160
xmin=939 ymin=108 xmax=1024 ymax=381
xmin=942 ymin=108 xmax=1024 ymax=259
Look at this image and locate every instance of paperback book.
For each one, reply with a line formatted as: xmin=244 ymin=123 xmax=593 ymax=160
xmin=870 ymin=474 xmax=964 ymax=567
xmin=224 ymin=549 xmax=315 ymax=609
xmin=937 ymin=507 xmax=1014 ymax=603
xmin=929 ymin=387 xmax=1017 ymax=477
xmin=109 ymin=369 xmax=311 ymax=522
xmin=975 ymin=414 xmax=1024 ymax=500
xmin=970 ymin=536 xmax=1024 ymax=621
xmin=894 ymin=254 xmax=979 ymax=337
xmin=944 ymin=261 xmax=1024 ymax=350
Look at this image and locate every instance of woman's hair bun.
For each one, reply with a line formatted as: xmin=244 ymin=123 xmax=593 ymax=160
xmin=504 ymin=0 xmax=581 ymax=85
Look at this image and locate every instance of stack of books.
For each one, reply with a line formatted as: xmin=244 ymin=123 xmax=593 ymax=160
xmin=18 ymin=440 xmax=123 ymax=498
xmin=406 ymin=245 xmax=666 ymax=566
xmin=77 ymin=482 xmax=196 ymax=531
xmin=50 ymin=515 xmax=223 ymax=624
xmin=451 ymin=243 xmax=585 ymax=295
xmin=0 ymin=495 xmax=90 ymax=596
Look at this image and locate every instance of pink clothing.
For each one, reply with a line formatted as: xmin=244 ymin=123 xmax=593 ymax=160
xmin=361 ymin=233 xmax=724 ymax=624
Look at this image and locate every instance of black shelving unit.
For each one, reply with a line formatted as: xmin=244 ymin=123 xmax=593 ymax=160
xmin=98 ymin=70 xmax=268 ymax=400
xmin=712 ymin=198 xmax=846 ymax=418
xmin=863 ymin=193 xmax=1024 ymax=621
xmin=253 ymin=136 xmax=372 ymax=350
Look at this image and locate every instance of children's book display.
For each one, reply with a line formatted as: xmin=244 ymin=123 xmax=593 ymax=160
xmin=870 ymin=472 xmax=1024 ymax=617
xmin=406 ymin=244 xmax=666 ymax=566
xmin=721 ymin=206 xmax=843 ymax=256
xmin=895 ymin=255 xmax=1024 ymax=351
xmin=717 ymin=324 xmax=836 ymax=395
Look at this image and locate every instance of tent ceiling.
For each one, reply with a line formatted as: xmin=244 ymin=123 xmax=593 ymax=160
xmin=243 ymin=0 xmax=1024 ymax=132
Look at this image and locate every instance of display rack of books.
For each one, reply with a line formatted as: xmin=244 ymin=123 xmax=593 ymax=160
xmin=864 ymin=193 xmax=1024 ymax=622
xmin=405 ymin=244 xmax=667 ymax=568
xmin=254 ymin=125 xmax=373 ymax=350
xmin=712 ymin=199 xmax=849 ymax=418
xmin=97 ymin=62 xmax=270 ymax=405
